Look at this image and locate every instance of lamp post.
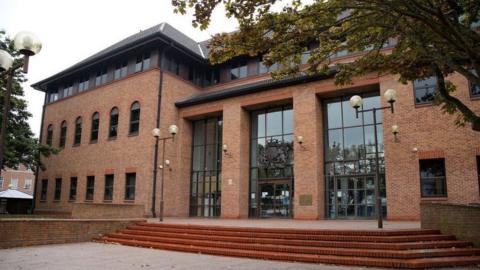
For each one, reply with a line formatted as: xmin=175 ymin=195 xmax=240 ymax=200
xmin=152 ymin=124 xmax=178 ymax=221
xmin=349 ymin=89 xmax=397 ymax=229
xmin=0 ymin=31 xmax=42 ymax=173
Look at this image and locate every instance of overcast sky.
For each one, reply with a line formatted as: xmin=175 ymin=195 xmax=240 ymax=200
xmin=0 ymin=0 xmax=239 ymax=137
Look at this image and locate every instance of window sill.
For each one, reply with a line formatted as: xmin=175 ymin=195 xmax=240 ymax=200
xmin=128 ymin=132 xmax=139 ymax=137
xmin=414 ymin=103 xmax=434 ymax=108
xmin=89 ymin=140 xmax=98 ymax=144
xmin=470 ymin=95 xmax=480 ymax=101
xmin=72 ymin=143 xmax=80 ymax=148
xmin=84 ymin=199 xmax=94 ymax=203
xmin=124 ymin=200 xmax=135 ymax=203
xmin=107 ymin=137 xmax=117 ymax=141
xmin=53 ymin=200 xmax=61 ymax=203
xmin=103 ymin=200 xmax=113 ymax=203
xmin=68 ymin=199 xmax=76 ymax=202
xmin=421 ymin=197 xmax=448 ymax=201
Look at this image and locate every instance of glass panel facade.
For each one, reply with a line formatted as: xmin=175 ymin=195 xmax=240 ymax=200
xmin=190 ymin=117 xmax=222 ymax=217
xmin=250 ymin=105 xmax=294 ymax=218
xmin=324 ymin=93 xmax=386 ymax=219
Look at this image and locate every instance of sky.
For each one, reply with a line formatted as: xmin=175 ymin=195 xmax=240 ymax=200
xmin=0 ymin=0 xmax=239 ymax=137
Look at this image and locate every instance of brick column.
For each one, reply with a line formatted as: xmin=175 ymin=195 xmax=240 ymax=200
xmin=293 ymin=89 xmax=324 ymax=219
xmin=221 ymin=102 xmax=250 ymax=218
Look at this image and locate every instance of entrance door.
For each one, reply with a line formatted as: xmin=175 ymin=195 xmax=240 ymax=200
xmin=334 ymin=176 xmax=376 ymax=219
xmin=258 ymin=181 xmax=292 ymax=218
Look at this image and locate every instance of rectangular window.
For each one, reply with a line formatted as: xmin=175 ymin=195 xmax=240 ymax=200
xmin=125 ymin=173 xmax=136 ymax=200
xmin=104 ymin=174 xmax=114 ymax=201
xmin=86 ymin=176 xmax=95 ymax=201
xmin=62 ymin=83 xmax=73 ymax=98
xmin=0 ymin=177 xmax=3 ymax=188
xmin=91 ymin=113 xmax=99 ymax=142
xmin=11 ymin=179 xmax=18 ymax=189
xmin=135 ymin=52 xmax=150 ymax=73
xmin=469 ymin=69 xmax=480 ymax=97
xmin=230 ymin=60 xmax=248 ymax=80
xmin=413 ymin=76 xmax=437 ymax=105
xmin=204 ymin=68 xmax=220 ymax=86
xmin=69 ymin=177 xmax=77 ymax=201
xmin=420 ymin=158 xmax=447 ymax=197
xmin=24 ymin=179 xmax=32 ymax=190
xmin=164 ymin=55 xmax=180 ymax=75
xmin=109 ymin=110 xmax=119 ymax=138
xmin=95 ymin=68 xmax=108 ymax=86
xmin=78 ymin=76 xmax=90 ymax=92
xmin=259 ymin=61 xmax=278 ymax=74
xmin=54 ymin=178 xmax=62 ymax=200
xmin=49 ymin=92 xmax=59 ymax=103
xmin=114 ymin=61 xmax=128 ymax=80
xmin=59 ymin=123 xmax=67 ymax=148
xmin=40 ymin=179 xmax=48 ymax=201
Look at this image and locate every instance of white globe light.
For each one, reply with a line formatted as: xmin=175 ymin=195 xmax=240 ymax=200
xmin=14 ymin=31 xmax=42 ymax=56
xmin=0 ymin=50 xmax=14 ymax=71
xmin=384 ymin=89 xmax=397 ymax=103
xmin=168 ymin=124 xmax=178 ymax=135
xmin=391 ymin=124 xmax=399 ymax=134
xmin=151 ymin=128 xmax=161 ymax=138
xmin=349 ymin=95 xmax=363 ymax=109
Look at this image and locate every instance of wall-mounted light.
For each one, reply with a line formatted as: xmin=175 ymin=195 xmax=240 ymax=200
xmin=165 ymin=159 xmax=170 ymax=166
xmin=222 ymin=144 xmax=228 ymax=153
xmin=297 ymin=135 xmax=304 ymax=145
xmin=391 ymin=124 xmax=399 ymax=140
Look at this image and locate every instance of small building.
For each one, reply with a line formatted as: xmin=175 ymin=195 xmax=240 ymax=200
xmin=0 ymin=188 xmax=33 ymax=214
xmin=0 ymin=165 xmax=35 ymax=196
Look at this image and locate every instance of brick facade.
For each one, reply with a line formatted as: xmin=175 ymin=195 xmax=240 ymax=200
xmin=34 ymin=23 xmax=480 ymax=221
xmin=0 ymin=165 xmax=35 ymax=195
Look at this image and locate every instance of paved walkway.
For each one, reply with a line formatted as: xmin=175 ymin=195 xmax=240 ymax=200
xmin=148 ymin=217 xmax=420 ymax=230
xmin=1 ymin=242 xmax=478 ymax=270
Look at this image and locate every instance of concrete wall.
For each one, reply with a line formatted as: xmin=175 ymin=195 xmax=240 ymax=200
xmin=421 ymin=202 xmax=480 ymax=247
xmin=0 ymin=219 xmax=143 ymax=249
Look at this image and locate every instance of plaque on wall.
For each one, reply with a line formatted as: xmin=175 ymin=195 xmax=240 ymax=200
xmin=299 ymin=194 xmax=312 ymax=206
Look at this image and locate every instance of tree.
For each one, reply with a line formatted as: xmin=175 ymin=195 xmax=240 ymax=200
xmin=172 ymin=0 xmax=480 ymax=130
xmin=0 ymin=31 xmax=57 ymax=172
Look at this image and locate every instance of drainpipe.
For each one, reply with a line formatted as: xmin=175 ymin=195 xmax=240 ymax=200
xmin=32 ymin=91 xmax=47 ymax=214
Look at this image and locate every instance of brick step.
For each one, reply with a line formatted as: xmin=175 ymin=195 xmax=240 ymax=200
xmin=106 ymin=232 xmax=480 ymax=259
xmin=135 ymin=222 xmax=440 ymax=236
xmin=125 ymin=225 xmax=455 ymax=243
xmin=118 ymin=228 xmax=470 ymax=250
xmin=98 ymin=236 xmax=480 ymax=269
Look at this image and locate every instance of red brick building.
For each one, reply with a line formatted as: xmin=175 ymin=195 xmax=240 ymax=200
xmin=0 ymin=165 xmax=35 ymax=196
xmin=31 ymin=23 xmax=480 ymax=220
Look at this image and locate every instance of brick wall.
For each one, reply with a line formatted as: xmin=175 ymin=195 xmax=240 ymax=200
xmin=0 ymin=218 xmax=143 ymax=249
xmin=70 ymin=202 xmax=145 ymax=218
xmin=421 ymin=202 xmax=480 ymax=247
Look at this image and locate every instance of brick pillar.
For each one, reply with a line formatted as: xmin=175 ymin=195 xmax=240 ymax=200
xmin=221 ymin=102 xmax=250 ymax=218
xmin=293 ymin=89 xmax=324 ymax=219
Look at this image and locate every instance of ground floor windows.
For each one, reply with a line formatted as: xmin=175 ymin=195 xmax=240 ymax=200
xmin=69 ymin=177 xmax=77 ymax=201
xmin=250 ymin=105 xmax=294 ymax=218
xmin=190 ymin=117 xmax=223 ymax=217
xmin=104 ymin=174 xmax=114 ymax=201
xmin=420 ymin=158 xmax=447 ymax=197
xmin=86 ymin=176 xmax=95 ymax=201
xmin=40 ymin=179 xmax=48 ymax=201
xmin=125 ymin=173 xmax=136 ymax=200
xmin=54 ymin=178 xmax=62 ymax=201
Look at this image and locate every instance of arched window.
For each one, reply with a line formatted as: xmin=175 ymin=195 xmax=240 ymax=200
xmin=59 ymin=121 xmax=67 ymax=148
xmin=90 ymin=112 xmax=99 ymax=142
xmin=109 ymin=107 xmax=119 ymax=138
xmin=46 ymin=124 xmax=53 ymax=146
xmin=129 ymin=101 xmax=140 ymax=134
xmin=73 ymin=117 xmax=82 ymax=145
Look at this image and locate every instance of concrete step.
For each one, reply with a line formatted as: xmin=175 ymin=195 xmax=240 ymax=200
xmin=106 ymin=232 xmax=480 ymax=259
xmin=98 ymin=236 xmax=480 ymax=269
xmin=118 ymin=228 xmax=471 ymax=250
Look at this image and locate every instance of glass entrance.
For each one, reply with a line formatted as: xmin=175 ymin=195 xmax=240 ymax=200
xmin=258 ymin=181 xmax=291 ymax=218
xmin=330 ymin=175 xmax=377 ymax=218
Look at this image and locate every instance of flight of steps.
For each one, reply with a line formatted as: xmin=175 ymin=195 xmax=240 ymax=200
xmin=96 ymin=222 xmax=480 ymax=269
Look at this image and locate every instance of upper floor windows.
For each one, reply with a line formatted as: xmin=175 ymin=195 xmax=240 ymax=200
xmin=164 ymin=54 xmax=180 ymax=75
xmin=74 ymin=117 xmax=82 ymax=145
xmin=63 ymin=83 xmax=73 ymax=98
xmin=204 ymin=68 xmax=220 ymax=86
xmin=109 ymin=107 xmax=119 ymax=138
xmin=114 ymin=61 xmax=128 ymax=80
xmin=135 ymin=52 xmax=150 ymax=73
xmin=129 ymin=102 xmax=140 ymax=135
xmin=78 ymin=76 xmax=89 ymax=92
xmin=413 ymin=76 xmax=437 ymax=105
xmin=469 ymin=69 xmax=480 ymax=98
xmin=48 ymin=92 xmax=59 ymax=103
xmin=95 ymin=67 xmax=108 ymax=87
xmin=259 ymin=61 xmax=278 ymax=74
xmin=91 ymin=112 xmax=100 ymax=142
xmin=46 ymin=124 xmax=53 ymax=146
xmin=230 ymin=60 xmax=248 ymax=80
xmin=59 ymin=121 xmax=67 ymax=148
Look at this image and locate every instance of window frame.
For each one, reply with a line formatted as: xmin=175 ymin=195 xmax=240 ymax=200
xmin=129 ymin=101 xmax=140 ymax=135
xmin=78 ymin=76 xmax=90 ymax=92
xmin=11 ymin=178 xmax=18 ymax=189
xmin=469 ymin=69 xmax=480 ymax=98
xmin=40 ymin=179 xmax=48 ymax=201
xmin=73 ymin=117 xmax=82 ymax=146
xmin=46 ymin=124 xmax=53 ymax=146
xmin=109 ymin=107 xmax=119 ymax=139
xmin=90 ymin=112 xmax=100 ymax=142
xmin=230 ymin=60 xmax=248 ymax=81
xmin=125 ymin=173 xmax=136 ymax=201
xmin=59 ymin=121 xmax=67 ymax=148
xmin=413 ymin=76 xmax=438 ymax=106
xmin=85 ymin=176 xmax=95 ymax=201
xmin=114 ymin=61 xmax=128 ymax=80
xmin=24 ymin=179 xmax=32 ymax=190
xmin=419 ymin=158 xmax=447 ymax=198
xmin=95 ymin=67 xmax=108 ymax=87
xmin=54 ymin=178 xmax=62 ymax=201
xmin=0 ymin=177 xmax=3 ymax=188
xmin=104 ymin=174 xmax=114 ymax=201
xmin=135 ymin=52 xmax=151 ymax=73
xmin=69 ymin=177 xmax=77 ymax=201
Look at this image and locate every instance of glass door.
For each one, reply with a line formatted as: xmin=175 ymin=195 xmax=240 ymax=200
xmin=334 ymin=176 xmax=377 ymax=219
xmin=258 ymin=180 xmax=291 ymax=218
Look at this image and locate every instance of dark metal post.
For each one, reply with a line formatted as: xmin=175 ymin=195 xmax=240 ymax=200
xmin=372 ymin=108 xmax=383 ymax=229
xmin=159 ymin=138 xmax=166 ymax=222
xmin=0 ymin=70 xmax=14 ymax=173
xmin=151 ymin=137 xmax=159 ymax=218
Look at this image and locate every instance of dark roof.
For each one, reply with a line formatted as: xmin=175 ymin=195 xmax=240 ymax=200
xmin=32 ymin=22 xmax=209 ymax=90
xmin=175 ymin=70 xmax=337 ymax=108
